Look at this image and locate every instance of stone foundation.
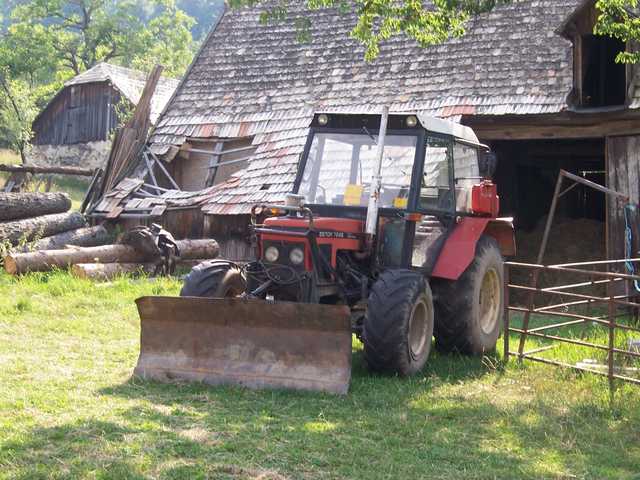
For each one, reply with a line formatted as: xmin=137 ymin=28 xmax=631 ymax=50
xmin=27 ymin=141 xmax=111 ymax=170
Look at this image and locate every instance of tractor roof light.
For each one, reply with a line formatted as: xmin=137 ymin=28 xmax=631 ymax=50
xmin=406 ymin=115 xmax=418 ymax=128
xmin=318 ymin=114 xmax=329 ymax=126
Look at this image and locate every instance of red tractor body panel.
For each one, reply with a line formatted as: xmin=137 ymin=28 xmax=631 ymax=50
xmin=431 ymin=218 xmax=491 ymax=280
xmin=262 ymin=216 xmax=364 ymax=268
xmin=431 ymin=217 xmax=515 ymax=280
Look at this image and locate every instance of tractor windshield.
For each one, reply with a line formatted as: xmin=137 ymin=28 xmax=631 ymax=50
xmin=299 ymin=132 xmax=417 ymax=208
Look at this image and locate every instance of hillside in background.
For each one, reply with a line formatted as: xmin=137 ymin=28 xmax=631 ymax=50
xmin=1 ymin=0 xmax=225 ymax=39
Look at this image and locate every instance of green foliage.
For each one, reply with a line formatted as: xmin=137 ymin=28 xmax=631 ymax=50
xmin=0 ymin=21 xmax=61 ymax=162
xmin=11 ymin=0 xmax=196 ymax=76
xmin=0 ymin=0 xmax=198 ymax=157
xmin=594 ymin=0 xmax=640 ymax=63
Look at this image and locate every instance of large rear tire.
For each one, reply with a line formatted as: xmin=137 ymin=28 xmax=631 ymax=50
xmin=432 ymin=235 xmax=504 ymax=354
xmin=363 ymin=270 xmax=434 ymax=376
xmin=180 ymin=260 xmax=246 ymax=298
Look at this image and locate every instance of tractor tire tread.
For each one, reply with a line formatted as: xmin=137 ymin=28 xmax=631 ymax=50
xmin=180 ymin=260 xmax=245 ymax=298
xmin=363 ymin=269 xmax=433 ymax=376
xmin=432 ymin=235 xmax=503 ymax=354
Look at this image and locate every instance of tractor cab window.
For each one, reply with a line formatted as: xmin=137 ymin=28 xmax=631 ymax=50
xmin=419 ymin=136 xmax=453 ymax=212
xmin=299 ymin=132 xmax=418 ymax=208
xmin=453 ymin=142 xmax=480 ymax=212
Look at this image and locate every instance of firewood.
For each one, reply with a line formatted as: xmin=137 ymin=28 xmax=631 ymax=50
xmin=0 ymin=192 xmax=71 ymax=221
xmin=3 ymin=239 xmax=219 ymax=275
xmin=71 ymin=259 xmax=210 ymax=280
xmin=0 ymin=212 xmax=86 ymax=245
xmin=18 ymin=226 xmax=111 ymax=252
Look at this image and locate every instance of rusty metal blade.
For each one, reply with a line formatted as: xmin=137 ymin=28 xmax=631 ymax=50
xmin=134 ymin=296 xmax=352 ymax=394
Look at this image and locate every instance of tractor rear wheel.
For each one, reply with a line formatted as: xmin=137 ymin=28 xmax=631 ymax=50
xmin=180 ymin=260 xmax=246 ymax=298
xmin=363 ymin=270 xmax=434 ymax=376
xmin=432 ymin=235 xmax=504 ymax=354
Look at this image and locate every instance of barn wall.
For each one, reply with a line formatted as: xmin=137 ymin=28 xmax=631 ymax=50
xmin=33 ymin=82 xmax=121 ymax=146
xmin=606 ymin=135 xmax=640 ymax=261
xmin=204 ymin=214 xmax=253 ymax=261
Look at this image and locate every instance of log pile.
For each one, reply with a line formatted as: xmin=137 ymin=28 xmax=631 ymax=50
xmin=3 ymin=238 xmax=219 ymax=278
xmin=1 ymin=192 xmax=219 ymax=278
xmin=0 ymin=192 xmax=110 ymax=250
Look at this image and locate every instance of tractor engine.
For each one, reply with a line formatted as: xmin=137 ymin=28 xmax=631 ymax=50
xmin=247 ymin=213 xmax=370 ymax=305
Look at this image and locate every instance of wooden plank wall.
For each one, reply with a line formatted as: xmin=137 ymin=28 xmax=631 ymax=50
xmin=606 ymin=135 xmax=640 ymax=261
xmin=33 ymin=83 xmax=121 ymax=146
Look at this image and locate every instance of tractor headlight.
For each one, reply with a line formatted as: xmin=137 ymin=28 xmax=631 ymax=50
xmin=264 ymin=246 xmax=280 ymax=263
xmin=289 ymin=247 xmax=305 ymax=265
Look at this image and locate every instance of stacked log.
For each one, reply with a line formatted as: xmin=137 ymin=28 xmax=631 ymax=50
xmin=4 ymin=239 xmax=219 ymax=275
xmin=71 ymin=259 xmax=208 ymax=280
xmin=18 ymin=226 xmax=110 ymax=252
xmin=1 ymin=191 xmax=219 ymax=279
xmin=0 ymin=212 xmax=87 ymax=245
xmin=0 ymin=192 xmax=71 ymax=221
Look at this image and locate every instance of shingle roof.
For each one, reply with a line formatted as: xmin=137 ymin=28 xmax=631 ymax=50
xmin=66 ymin=62 xmax=180 ymax=124
xmin=148 ymin=0 xmax=582 ymax=214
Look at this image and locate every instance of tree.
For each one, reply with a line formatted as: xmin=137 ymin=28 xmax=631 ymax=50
xmin=594 ymin=0 xmax=640 ymax=64
xmin=0 ymin=0 xmax=197 ymax=161
xmin=0 ymin=22 xmax=60 ymax=162
xmin=11 ymin=0 xmax=196 ymax=76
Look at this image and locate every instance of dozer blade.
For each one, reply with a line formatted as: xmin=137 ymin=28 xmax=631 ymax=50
xmin=134 ymin=296 xmax=352 ymax=394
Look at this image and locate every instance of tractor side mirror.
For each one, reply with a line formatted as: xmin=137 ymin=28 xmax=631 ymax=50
xmin=479 ymin=151 xmax=498 ymax=179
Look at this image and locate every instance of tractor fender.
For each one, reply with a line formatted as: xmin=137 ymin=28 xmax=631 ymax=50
xmin=431 ymin=217 xmax=515 ymax=280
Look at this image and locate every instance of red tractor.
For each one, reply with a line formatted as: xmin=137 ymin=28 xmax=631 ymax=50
xmin=134 ymin=111 xmax=515 ymax=394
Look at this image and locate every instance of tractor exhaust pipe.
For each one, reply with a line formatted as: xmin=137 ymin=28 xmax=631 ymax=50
xmin=365 ymin=106 xmax=389 ymax=250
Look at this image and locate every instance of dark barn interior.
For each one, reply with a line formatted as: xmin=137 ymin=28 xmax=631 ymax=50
xmin=491 ymin=138 xmax=606 ymax=267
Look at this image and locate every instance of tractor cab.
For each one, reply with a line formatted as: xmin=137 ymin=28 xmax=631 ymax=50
xmin=296 ymin=113 xmax=497 ymax=217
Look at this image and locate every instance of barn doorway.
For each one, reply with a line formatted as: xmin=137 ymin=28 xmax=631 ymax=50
xmin=491 ymin=138 xmax=606 ymax=268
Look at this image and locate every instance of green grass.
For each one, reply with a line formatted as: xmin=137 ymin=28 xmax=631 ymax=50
xmin=0 ymin=149 xmax=19 ymax=165
xmin=0 ymin=271 xmax=639 ymax=479
xmin=0 ymin=149 xmax=89 ymax=210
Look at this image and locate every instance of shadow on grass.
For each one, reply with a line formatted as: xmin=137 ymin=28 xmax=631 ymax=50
xmin=0 ymin=421 xmax=147 ymax=480
xmin=4 ymin=349 xmax=638 ymax=479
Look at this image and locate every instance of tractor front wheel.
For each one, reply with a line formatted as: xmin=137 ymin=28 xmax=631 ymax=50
xmin=363 ymin=270 xmax=434 ymax=376
xmin=180 ymin=260 xmax=246 ymax=298
xmin=432 ymin=235 xmax=504 ymax=354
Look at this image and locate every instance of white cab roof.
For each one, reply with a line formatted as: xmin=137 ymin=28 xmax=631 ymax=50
xmin=417 ymin=114 xmax=480 ymax=144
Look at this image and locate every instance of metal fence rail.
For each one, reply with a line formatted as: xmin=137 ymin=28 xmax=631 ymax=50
xmin=504 ymin=259 xmax=640 ymax=389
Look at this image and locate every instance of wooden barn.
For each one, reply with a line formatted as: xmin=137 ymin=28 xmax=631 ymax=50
xmin=30 ymin=63 xmax=179 ymax=170
xmin=91 ymin=0 xmax=640 ymax=266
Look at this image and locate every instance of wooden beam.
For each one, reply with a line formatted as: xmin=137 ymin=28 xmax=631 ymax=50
xmin=471 ymin=119 xmax=640 ymax=141
xmin=0 ymin=164 xmax=96 ymax=176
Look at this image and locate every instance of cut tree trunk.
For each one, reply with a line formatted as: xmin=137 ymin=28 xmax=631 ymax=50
xmin=0 ymin=192 xmax=72 ymax=221
xmin=18 ymin=225 xmax=111 ymax=252
xmin=0 ymin=164 xmax=95 ymax=176
xmin=71 ymin=259 xmax=209 ymax=280
xmin=0 ymin=212 xmax=86 ymax=245
xmin=4 ymin=239 xmax=219 ymax=275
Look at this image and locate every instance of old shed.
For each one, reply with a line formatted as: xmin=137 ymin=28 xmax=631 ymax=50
xmin=30 ymin=63 xmax=179 ymax=170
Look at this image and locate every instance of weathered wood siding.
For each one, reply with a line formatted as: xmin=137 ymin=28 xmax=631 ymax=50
xmin=33 ymin=82 xmax=121 ymax=146
xmin=606 ymin=135 xmax=640 ymax=261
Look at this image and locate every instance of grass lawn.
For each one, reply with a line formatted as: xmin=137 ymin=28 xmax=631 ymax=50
xmin=0 ymin=271 xmax=639 ymax=479
xmin=0 ymin=149 xmax=89 ymax=210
